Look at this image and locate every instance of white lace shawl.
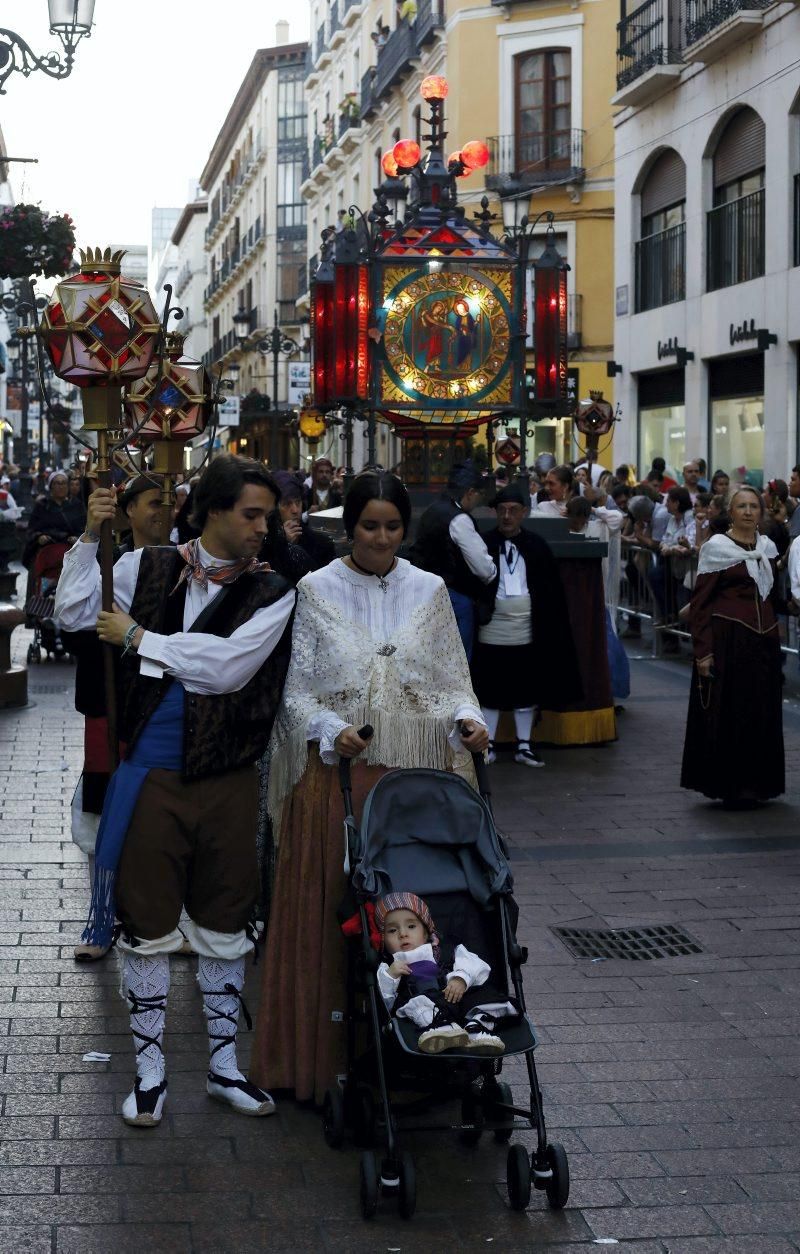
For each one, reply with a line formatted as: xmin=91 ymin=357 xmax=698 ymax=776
xmin=697 ymin=532 xmax=777 ymax=600
xmin=266 ymin=558 xmax=483 ymax=823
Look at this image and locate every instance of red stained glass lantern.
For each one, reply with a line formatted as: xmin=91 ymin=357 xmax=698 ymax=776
xmin=333 ymin=264 xmax=370 ymax=403
xmin=124 ymin=333 xmax=212 ymax=442
xmin=533 ymin=229 xmax=569 ymax=411
xmin=311 ymin=257 xmax=335 ymax=408
xmin=393 ymin=139 xmax=421 ymax=170
xmin=460 ymin=140 xmax=490 ymax=171
xmin=420 ymin=75 xmax=448 ymax=101
xmin=40 ymin=247 xmax=161 ymax=390
xmin=381 ymin=150 xmax=399 ymax=179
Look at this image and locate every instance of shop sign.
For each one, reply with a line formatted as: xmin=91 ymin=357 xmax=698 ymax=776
xmin=657 ymin=337 xmax=680 ymax=360
xmin=217 ymin=393 xmax=240 ymax=426
xmin=729 ymin=319 xmax=757 ymax=346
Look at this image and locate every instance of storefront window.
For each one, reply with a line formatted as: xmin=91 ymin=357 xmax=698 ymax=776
xmin=639 ymin=404 xmax=686 ymax=481
xmin=710 ymin=395 xmax=764 ymax=488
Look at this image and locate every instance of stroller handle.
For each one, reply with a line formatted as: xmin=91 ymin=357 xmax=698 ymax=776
xmin=337 ymin=722 xmax=492 ymax=811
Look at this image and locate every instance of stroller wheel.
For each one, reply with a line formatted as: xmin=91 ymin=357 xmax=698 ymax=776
xmin=506 ymin=1144 xmax=532 ymax=1211
xmin=352 ymin=1083 xmax=376 ymax=1148
xmin=397 ymin=1150 xmax=416 ymax=1220
xmin=359 ymin=1151 xmax=379 ymax=1220
xmin=26 ymin=643 xmax=41 ymax=664
xmin=545 ymin=1142 xmax=570 ymax=1209
xmin=491 ymin=1081 xmax=514 ymax=1143
xmin=322 ymin=1087 xmax=345 ymax=1149
xmin=459 ymin=1090 xmax=483 ymax=1146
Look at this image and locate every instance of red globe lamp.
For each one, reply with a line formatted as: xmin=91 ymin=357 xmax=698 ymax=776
xmin=460 ymin=140 xmax=490 ymax=171
xmin=381 ymin=150 xmax=399 ymax=179
xmin=420 ymin=75 xmax=448 ymax=101
xmin=393 ymin=139 xmax=421 ymax=170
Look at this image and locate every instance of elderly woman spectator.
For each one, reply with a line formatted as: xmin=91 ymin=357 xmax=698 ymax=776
xmin=681 ymin=485 xmax=783 ymax=804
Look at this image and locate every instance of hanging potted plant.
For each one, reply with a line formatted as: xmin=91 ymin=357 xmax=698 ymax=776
xmin=0 ymin=204 xmax=76 ymax=281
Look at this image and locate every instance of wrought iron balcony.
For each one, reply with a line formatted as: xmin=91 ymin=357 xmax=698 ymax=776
xmin=373 ymin=23 xmax=418 ymax=107
xmin=707 ymin=188 xmax=764 ymax=292
xmin=685 ymin=0 xmax=769 ymax=48
xmin=616 ymin=0 xmax=682 ymax=95
xmin=415 ymin=0 xmax=444 ymax=49
xmin=314 ymin=23 xmax=325 ymax=62
xmin=312 ymin=134 xmax=325 ymax=171
xmin=338 ymin=107 xmax=360 ymax=139
xmin=361 ymin=66 xmax=377 ymax=119
xmin=308 ymin=253 xmax=318 ymax=289
xmin=485 ymin=131 xmax=585 ymax=192
xmin=635 ymin=222 xmax=686 ymax=312
xmin=329 ymin=2 xmax=342 ymax=39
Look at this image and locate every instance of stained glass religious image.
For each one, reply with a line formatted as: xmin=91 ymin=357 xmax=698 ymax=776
xmin=377 ymin=264 xmax=516 ymax=415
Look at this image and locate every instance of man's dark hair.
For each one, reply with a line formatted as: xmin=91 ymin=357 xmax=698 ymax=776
xmin=189 ymin=455 xmax=281 ymax=532
xmin=695 ymin=491 xmax=712 ymax=509
xmin=565 ymin=495 xmax=592 ymax=521
xmin=343 ymin=470 xmax=411 ymax=539
xmin=697 ymin=458 xmax=707 ymax=475
xmin=447 ymin=461 xmax=484 ymax=494
xmin=667 ymin=486 xmax=691 ymax=513
xmin=611 ymin=483 xmax=631 ymax=502
xmin=650 ymin=457 xmax=666 ymax=475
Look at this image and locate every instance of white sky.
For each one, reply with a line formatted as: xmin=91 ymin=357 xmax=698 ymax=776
xmin=1 ymin=0 xmax=310 ymax=249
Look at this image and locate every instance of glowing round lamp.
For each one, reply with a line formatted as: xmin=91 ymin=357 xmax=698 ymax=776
xmin=299 ymin=409 xmax=327 ymax=441
xmin=420 ymin=75 xmax=448 ymax=101
xmin=460 ymin=141 xmax=490 ymax=171
xmin=41 ymin=247 xmax=161 ymax=389
xmin=393 ymin=139 xmax=421 ymax=170
xmin=124 ymin=333 xmax=212 ymax=443
xmin=381 ymin=150 xmax=399 ymax=179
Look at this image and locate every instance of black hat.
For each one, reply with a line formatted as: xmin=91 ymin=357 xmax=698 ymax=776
xmin=118 ymin=475 xmax=163 ymax=511
xmin=490 ymin=482 xmax=529 ymax=509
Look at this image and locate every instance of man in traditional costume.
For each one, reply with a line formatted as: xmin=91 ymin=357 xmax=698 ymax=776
xmin=471 ymin=482 xmax=581 ymax=765
xmin=55 ymin=455 xmax=295 ymax=1127
xmin=409 ymin=462 xmax=496 ymax=658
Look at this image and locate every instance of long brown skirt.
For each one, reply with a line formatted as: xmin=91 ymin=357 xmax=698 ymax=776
xmin=249 ymin=749 xmax=387 ymax=1105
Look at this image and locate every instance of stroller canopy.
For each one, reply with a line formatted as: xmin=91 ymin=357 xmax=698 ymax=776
xmin=352 ymin=768 xmax=513 ymax=905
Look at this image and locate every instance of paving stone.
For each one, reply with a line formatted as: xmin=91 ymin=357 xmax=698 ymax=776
xmin=584 ymin=1204 xmax=720 ymax=1238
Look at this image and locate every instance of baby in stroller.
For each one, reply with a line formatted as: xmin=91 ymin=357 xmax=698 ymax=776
xmin=374 ymin=892 xmax=516 ymax=1057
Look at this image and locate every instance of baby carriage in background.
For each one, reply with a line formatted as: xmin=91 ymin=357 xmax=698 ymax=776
xmin=326 ymin=746 xmax=569 ymax=1221
xmin=25 ymin=541 xmax=69 ymax=662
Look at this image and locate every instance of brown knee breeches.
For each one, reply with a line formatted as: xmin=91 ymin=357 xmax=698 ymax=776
xmin=115 ymin=764 xmax=260 ymax=940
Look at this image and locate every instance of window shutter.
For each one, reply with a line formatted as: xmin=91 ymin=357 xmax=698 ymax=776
xmin=714 ymin=109 xmax=765 ymax=188
xmin=641 ymin=150 xmax=686 ymax=217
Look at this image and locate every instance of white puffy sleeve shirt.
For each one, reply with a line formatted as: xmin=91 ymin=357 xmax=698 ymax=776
xmin=54 ymin=538 xmax=295 ymax=696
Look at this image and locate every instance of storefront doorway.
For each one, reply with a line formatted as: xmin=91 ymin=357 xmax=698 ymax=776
xmin=709 ymin=353 xmax=764 ymax=489
xmin=637 ymin=368 xmax=686 ymax=480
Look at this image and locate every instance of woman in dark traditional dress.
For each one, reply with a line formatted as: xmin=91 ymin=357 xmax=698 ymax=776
xmin=681 ymin=485 xmax=784 ymax=804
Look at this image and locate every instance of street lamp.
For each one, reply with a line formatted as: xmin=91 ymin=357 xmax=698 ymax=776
xmin=257 ymin=310 xmax=298 ymax=468
xmin=0 ymin=1 xmax=96 ymax=95
xmin=232 ymin=308 xmax=251 ymax=347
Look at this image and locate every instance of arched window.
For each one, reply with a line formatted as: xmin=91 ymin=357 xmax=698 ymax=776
xmin=708 ymin=108 xmax=765 ymax=290
xmin=514 ymin=49 xmax=571 ymax=174
xmin=635 ymin=149 xmax=686 ymax=311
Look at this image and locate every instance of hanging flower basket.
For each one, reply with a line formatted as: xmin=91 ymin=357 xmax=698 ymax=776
xmin=0 ymin=204 xmax=76 ymax=281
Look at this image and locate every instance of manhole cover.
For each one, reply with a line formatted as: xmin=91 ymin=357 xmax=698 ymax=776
xmin=552 ymin=924 xmax=702 ymax=960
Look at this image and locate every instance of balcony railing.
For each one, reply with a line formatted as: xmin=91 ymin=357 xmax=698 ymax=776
xmin=415 ymin=0 xmax=444 ymax=49
xmin=685 ymin=0 xmax=769 ymax=44
xmin=616 ymin=0 xmax=682 ymax=90
xmin=373 ymin=22 xmax=418 ymax=106
xmin=314 ymin=23 xmax=325 ymax=61
xmin=794 ymin=173 xmax=800 ymax=269
xmin=339 ymin=108 xmax=360 ymax=139
xmin=361 ymin=67 xmax=377 ymax=118
xmin=485 ymin=131 xmax=585 ymax=190
xmin=308 ymin=253 xmax=319 ymax=288
xmin=707 ymin=188 xmax=765 ymax=292
xmin=635 ymin=222 xmax=686 ymax=312
xmin=329 ymin=2 xmax=342 ymax=39
xmin=312 ymin=134 xmax=325 ymax=170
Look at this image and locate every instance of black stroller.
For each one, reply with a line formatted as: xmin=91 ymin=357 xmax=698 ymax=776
xmin=323 ymin=750 xmax=569 ymax=1220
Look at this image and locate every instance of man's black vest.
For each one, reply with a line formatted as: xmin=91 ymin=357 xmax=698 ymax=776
xmin=120 ymin=547 xmax=292 ymax=781
xmin=409 ymin=495 xmax=487 ymax=601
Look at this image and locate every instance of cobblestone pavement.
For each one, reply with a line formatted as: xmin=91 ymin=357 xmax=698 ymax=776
xmin=1 ymin=589 xmax=800 ymax=1252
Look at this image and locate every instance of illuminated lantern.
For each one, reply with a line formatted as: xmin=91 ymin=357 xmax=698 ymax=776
xmin=40 ymin=247 xmax=160 ymax=394
xmin=460 ymin=140 xmax=490 ymax=171
xmin=420 ymin=75 xmax=448 ymax=101
xmin=381 ymin=150 xmax=399 ymax=179
xmin=311 ymin=253 xmax=335 ymax=408
xmin=393 ymin=139 xmax=421 ymax=170
xmin=298 ymin=408 xmax=327 ymax=443
xmin=124 ymin=332 xmax=211 ymax=443
xmin=532 ymin=228 xmax=569 ymax=411
xmin=333 ymin=263 xmax=370 ymax=404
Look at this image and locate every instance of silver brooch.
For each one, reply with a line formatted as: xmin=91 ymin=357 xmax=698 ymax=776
xmin=376 ymin=643 xmax=397 ymax=657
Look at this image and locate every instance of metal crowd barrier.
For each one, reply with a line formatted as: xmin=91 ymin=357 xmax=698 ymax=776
xmin=615 ymin=539 xmax=800 ymax=661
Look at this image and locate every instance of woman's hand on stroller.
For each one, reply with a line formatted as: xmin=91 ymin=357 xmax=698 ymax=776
xmin=459 ymin=720 xmax=490 ymax=754
xmin=443 ymin=977 xmax=467 ymax=1004
xmin=335 ymin=724 xmax=373 ymax=758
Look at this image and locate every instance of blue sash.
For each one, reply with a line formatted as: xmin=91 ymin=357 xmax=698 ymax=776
xmin=82 ymin=683 xmax=184 ymax=947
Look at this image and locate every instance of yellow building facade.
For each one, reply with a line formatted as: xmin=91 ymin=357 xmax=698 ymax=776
xmin=301 ymin=0 xmax=617 ymax=471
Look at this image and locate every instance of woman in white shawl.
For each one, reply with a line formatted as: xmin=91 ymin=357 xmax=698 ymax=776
xmin=681 ymin=485 xmax=784 ymax=805
xmin=250 ymin=472 xmax=488 ymax=1104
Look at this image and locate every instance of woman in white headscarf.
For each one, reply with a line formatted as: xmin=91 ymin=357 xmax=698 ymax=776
xmin=681 ymin=485 xmax=784 ymax=805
